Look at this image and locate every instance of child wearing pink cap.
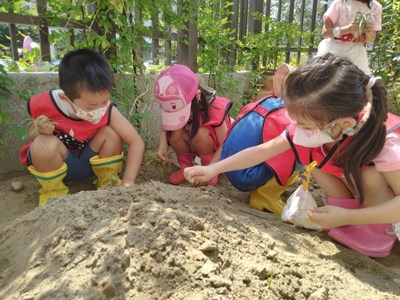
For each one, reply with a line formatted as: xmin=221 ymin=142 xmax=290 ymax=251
xmin=316 ymin=0 xmax=382 ymax=75
xmin=154 ymin=64 xmax=232 ymax=185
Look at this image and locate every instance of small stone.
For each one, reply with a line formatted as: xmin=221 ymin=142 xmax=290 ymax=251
xmin=200 ymin=260 xmax=217 ymax=276
xmin=11 ymin=181 xmax=24 ymax=192
xmin=199 ymin=241 xmax=217 ymax=253
xmin=309 ymin=287 xmax=329 ymax=300
xmin=208 ymin=275 xmax=232 ymax=288
xmin=20 ymin=292 xmax=35 ymax=300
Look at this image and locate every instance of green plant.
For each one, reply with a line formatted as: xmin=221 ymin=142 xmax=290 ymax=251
xmin=239 ymin=15 xmax=309 ymax=72
xmin=0 ymin=64 xmax=13 ymax=151
xmin=197 ymin=0 xmax=236 ymax=85
xmin=369 ymin=0 xmax=400 ymax=112
xmin=111 ymin=75 xmax=152 ymax=141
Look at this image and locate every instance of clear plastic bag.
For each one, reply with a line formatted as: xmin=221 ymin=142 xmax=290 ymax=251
xmin=281 ymin=161 xmax=322 ymax=231
xmin=394 ymin=223 xmax=400 ymax=242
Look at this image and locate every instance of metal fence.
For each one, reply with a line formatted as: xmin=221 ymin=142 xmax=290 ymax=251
xmin=0 ymin=0 xmax=327 ymax=71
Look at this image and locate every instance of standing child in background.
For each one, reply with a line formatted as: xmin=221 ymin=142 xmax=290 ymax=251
xmin=20 ymin=48 xmax=145 ymax=205
xmin=154 ymin=64 xmax=232 ymax=185
xmin=317 ymin=0 xmax=382 ymax=75
xmin=185 ymin=54 xmax=399 ymax=258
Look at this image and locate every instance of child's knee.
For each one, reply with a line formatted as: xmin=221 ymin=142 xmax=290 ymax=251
xmin=190 ymin=128 xmax=214 ymax=151
xmin=97 ymin=126 xmax=118 ymax=139
xmin=31 ymin=134 xmax=64 ymax=154
xmin=191 ymin=127 xmax=211 ymax=143
xmin=169 ymin=129 xmax=188 ymax=146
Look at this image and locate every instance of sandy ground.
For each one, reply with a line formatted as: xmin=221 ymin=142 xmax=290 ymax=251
xmin=1 ymin=152 xmax=400 ymax=300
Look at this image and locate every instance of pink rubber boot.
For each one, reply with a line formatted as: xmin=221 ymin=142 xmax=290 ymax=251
xmin=326 ymin=197 xmax=396 ymax=258
xmin=168 ymin=153 xmax=196 ymax=185
xmin=326 ymin=197 xmax=361 ymax=209
xmin=199 ymin=152 xmax=219 ymax=186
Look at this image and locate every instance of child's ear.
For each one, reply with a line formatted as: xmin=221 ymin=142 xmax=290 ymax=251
xmin=58 ymin=93 xmax=69 ymax=102
xmin=339 ymin=117 xmax=357 ymax=136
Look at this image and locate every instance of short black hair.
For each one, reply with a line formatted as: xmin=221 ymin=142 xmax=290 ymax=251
xmin=58 ymin=48 xmax=114 ymax=101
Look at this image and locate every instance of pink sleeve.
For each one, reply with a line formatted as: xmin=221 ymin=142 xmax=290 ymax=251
xmin=373 ymin=133 xmax=400 ymax=172
xmin=372 ymin=3 xmax=382 ymax=31
xmin=323 ymin=0 xmax=340 ymax=25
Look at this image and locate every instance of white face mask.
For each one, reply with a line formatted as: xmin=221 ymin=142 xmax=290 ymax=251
xmin=293 ymin=127 xmax=337 ymax=147
xmin=72 ymin=101 xmax=110 ymax=124
xmin=293 ymin=121 xmax=339 ymax=148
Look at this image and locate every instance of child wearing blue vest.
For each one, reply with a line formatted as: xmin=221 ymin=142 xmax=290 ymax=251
xmin=185 ymin=54 xmax=400 ymax=258
xmin=219 ymin=64 xmax=299 ymax=215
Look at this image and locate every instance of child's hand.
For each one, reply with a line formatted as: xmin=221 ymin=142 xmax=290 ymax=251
xmin=157 ymin=149 xmax=169 ymax=163
xmin=37 ymin=115 xmax=55 ymax=134
xmin=364 ymin=22 xmax=374 ymax=33
xmin=30 ymin=115 xmax=55 ymax=139
xmin=184 ymin=165 xmax=214 ymax=185
xmin=346 ymin=20 xmax=360 ymax=34
xmin=308 ymin=205 xmax=348 ymax=229
xmin=121 ymin=180 xmax=135 ymax=188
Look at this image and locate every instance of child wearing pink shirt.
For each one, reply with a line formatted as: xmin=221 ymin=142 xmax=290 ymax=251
xmin=185 ymin=54 xmax=400 ymax=258
xmin=317 ymin=0 xmax=382 ymax=75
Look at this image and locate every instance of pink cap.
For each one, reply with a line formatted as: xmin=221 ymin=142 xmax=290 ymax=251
xmin=154 ymin=64 xmax=199 ymax=130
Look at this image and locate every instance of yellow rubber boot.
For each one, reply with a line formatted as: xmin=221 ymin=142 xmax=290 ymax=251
xmin=90 ymin=153 xmax=124 ymax=189
xmin=249 ymin=171 xmax=299 ymax=216
xmin=28 ymin=163 xmax=69 ymax=206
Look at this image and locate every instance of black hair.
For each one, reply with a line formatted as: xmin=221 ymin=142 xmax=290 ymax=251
xmin=359 ymin=0 xmax=372 ymax=9
xmin=188 ymin=85 xmax=216 ymax=139
xmin=58 ymin=48 xmax=114 ymax=101
xmin=284 ymin=53 xmax=388 ymax=203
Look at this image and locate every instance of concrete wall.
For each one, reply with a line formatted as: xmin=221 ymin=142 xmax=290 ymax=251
xmin=0 ymin=72 xmax=250 ymax=176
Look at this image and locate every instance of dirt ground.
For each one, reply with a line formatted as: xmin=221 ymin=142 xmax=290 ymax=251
xmin=1 ymin=152 xmax=400 ymax=300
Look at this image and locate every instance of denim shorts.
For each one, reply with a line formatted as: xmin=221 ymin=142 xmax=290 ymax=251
xmin=27 ymin=145 xmax=97 ymax=182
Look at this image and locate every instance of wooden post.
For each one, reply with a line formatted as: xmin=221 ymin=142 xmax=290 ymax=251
xmin=176 ymin=0 xmax=190 ymax=68
xmin=297 ymin=0 xmax=306 ymax=64
xmin=37 ymin=0 xmax=51 ymax=62
xmin=152 ymin=16 xmax=160 ymax=65
xmin=309 ymin=0 xmax=319 ymax=57
xmin=239 ymin=0 xmax=248 ymax=41
xmin=9 ymin=23 xmax=19 ymax=60
xmin=285 ymin=0 xmax=295 ymax=63
xmin=188 ymin=11 xmax=198 ymax=72
xmin=249 ymin=0 xmax=263 ymax=69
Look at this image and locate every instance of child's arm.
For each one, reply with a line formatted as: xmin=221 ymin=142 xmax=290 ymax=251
xmin=363 ymin=22 xmax=377 ymax=44
xmin=157 ymin=130 xmax=169 ymax=162
xmin=322 ymin=17 xmax=360 ymax=39
xmin=184 ymin=135 xmax=290 ymax=184
xmin=110 ymin=108 xmax=145 ymax=187
xmin=310 ymin=169 xmax=400 ymax=228
xmin=309 ymin=196 xmax=400 ymax=229
xmin=207 ymin=122 xmax=229 ymax=165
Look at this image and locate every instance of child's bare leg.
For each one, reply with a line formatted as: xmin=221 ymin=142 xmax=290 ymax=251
xmin=30 ymin=135 xmax=67 ymax=172
xmin=90 ymin=126 xmax=123 ymax=157
xmin=361 ymin=167 xmax=394 ymax=207
xmin=190 ymin=127 xmax=214 ymax=155
xmin=312 ymin=168 xmax=353 ymax=199
xmin=169 ymin=129 xmax=192 ymax=154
